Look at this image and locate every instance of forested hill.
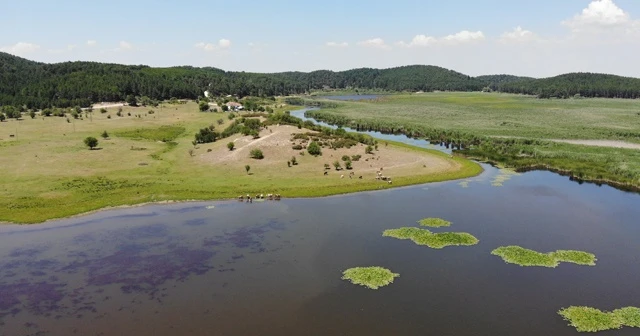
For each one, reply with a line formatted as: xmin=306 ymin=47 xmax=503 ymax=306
xmin=0 ymin=53 xmax=484 ymax=108
xmin=476 ymin=74 xmax=535 ymax=90
xmin=496 ymin=73 xmax=640 ymax=99
xmin=2 ymin=52 xmax=640 ymax=108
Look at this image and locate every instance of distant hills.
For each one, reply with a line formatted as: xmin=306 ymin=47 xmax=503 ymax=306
xmin=1 ymin=52 xmax=640 ymax=108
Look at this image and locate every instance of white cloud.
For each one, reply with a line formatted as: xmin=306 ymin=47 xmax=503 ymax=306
xmin=499 ymin=26 xmax=538 ymax=43
xmin=563 ymin=0 xmax=630 ymax=31
xmin=87 ymin=40 xmax=97 ymax=47
xmin=357 ymin=38 xmax=390 ymax=49
xmin=195 ymin=39 xmax=232 ymax=51
xmin=397 ymin=34 xmax=438 ymax=48
xmin=0 ymin=42 xmax=41 ymax=55
xmin=119 ymin=41 xmax=133 ymax=50
xmin=442 ymin=30 xmax=485 ymax=44
xmin=326 ymin=41 xmax=348 ymax=48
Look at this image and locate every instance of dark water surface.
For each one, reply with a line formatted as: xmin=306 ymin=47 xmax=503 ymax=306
xmin=1 ymin=109 xmax=640 ymax=335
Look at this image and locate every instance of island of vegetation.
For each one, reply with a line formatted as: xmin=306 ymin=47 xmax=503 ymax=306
xmin=0 ymin=99 xmax=482 ymax=224
xmin=491 ymin=246 xmax=597 ymax=268
xmin=341 ymin=267 xmax=400 ymax=290
xmin=558 ymin=306 xmax=640 ymax=333
xmin=383 ymin=227 xmax=479 ymax=249
xmin=417 ymin=218 xmax=452 ymax=228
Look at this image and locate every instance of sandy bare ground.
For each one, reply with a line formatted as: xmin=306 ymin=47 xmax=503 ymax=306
xmin=200 ymin=125 xmax=460 ymax=178
xmin=550 ymin=139 xmax=640 ymax=150
xmin=87 ymin=102 xmax=125 ymax=110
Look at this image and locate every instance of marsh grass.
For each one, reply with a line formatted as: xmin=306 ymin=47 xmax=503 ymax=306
xmin=417 ymin=218 xmax=452 ymax=228
xmin=559 ymin=306 xmax=640 ymax=332
xmin=492 ymin=246 xmax=596 ymax=267
xmin=341 ymin=267 xmax=399 ymax=290
xmin=114 ymin=125 xmax=186 ymax=142
xmin=383 ymin=227 xmax=479 ymax=249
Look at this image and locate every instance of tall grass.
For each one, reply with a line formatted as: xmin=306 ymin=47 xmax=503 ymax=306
xmin=491 ymin=246 xmax=597 ymax=267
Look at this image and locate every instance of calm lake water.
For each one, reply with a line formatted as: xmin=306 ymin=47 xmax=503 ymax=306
xmin=1 ymin=107 xmax=639 ymax=335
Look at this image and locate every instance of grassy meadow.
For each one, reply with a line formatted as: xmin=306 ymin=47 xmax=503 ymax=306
xmin=0 ymin=102 xmax=481 ymax=224
xmin=315 ymin=93 xmax=640 ymax=141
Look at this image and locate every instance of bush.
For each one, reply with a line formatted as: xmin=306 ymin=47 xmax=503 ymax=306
xmin=199 ymin=101 xmax=210 ymax=112
xmin=307 ymin=141 xmax=322 ymax=156
xmin=333 ymin=161 xmax=342 ymax=170
xmin=324 ymin=163 xmax=331 ymax=170
xmin=101 ymin=130 xmax=109 ymax=139
xmin=292 ymin=145 xmax=303 ymax=150
xmin=345 ymin=161 xmax=353 ymax=170
xmin=107 ymin=115 xmax=111 ymax=119
xmin=148 ymin=110 xmax=155 ymax=114
xmin=100 ymin=108 xmax=107 ymax=114
xmin=0 ymin=113 xmax=5 ymax=122
xmin=116 ymin=111 xmax=122 ymax=117
xmin=29 ymin=111 xmax=36 ymax=119
xmin=365 ymin=145 xmax=374 ymax=154
xmin=341 ymin=155 xmax=350 ymax=161
xmin=291 ymin=156 xmax=298 ymax=165
xmin=351 ymin=155 xmax=362 ymax=161
xmin=227 ymin=142 xmax=235 ymax=151
xmin=250 ymin=148 xmax=264 ymax=159
xmin=84 ymin=137 xmax=98 ymax=149
xmin=195 ymin=127 xmax=220 ymax=144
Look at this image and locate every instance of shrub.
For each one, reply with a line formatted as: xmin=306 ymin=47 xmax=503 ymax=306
xmin=345 ymin=161 xmax=353 ymax=170
xmin=245 ymin=165 xmax=251 ymax=174
xmin=227 ymin=142 xmax=235 ymax=151
xmin=101 ymin=130 xmax=109 ymax=139
xmin=29 ymin=111 xmax=36 ymax=119
xmin=100 ymin=108 xmax=107 ymax=114
xmin=84 ymin=137 xmax=98 ymax=150
xmin=107 ymin=115 xmax=111 ymax=119
xmin=148 ymin=110 xmax=155 ymax=115
xmin=365 ymin=145 xmax=374 ymax=154
xmin=341 ymin=155 xmax=350 ymax=161
xmin=324 ymin=163 xmax=331 ymax=170
xmin=292 ymin=145 xmax=303 ymax=150
xmin=333 ymin=161 xmax=342 ymax=170
xmin=291 ymin=156 xmax=297 ymax=165
xmin=250 ymin=148 xmax=264 ymax=159
xmin=0 ymin=113 xmax=5 ymax=122
xmin=351 ymin=155 xmax=362 ymax=161
xmin=199 ymin=101 xmax=210 ymax=112
xmin=307 ymin=141 xmax=322 ymax=156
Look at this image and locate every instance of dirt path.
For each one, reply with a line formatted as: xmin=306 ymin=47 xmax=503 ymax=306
xmin=550 ymin=139 xmax=640 ymax=150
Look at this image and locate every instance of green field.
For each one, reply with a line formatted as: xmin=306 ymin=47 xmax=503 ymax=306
xmin=305 ymin=93 xmax=640 ymax=189
xmin=311 ymin=93 xmax=640 ymax=140
xmin=0 ymin=102 xmax=481 ymax=224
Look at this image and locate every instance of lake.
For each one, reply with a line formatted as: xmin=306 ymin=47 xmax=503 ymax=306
xmin=1 ymin=108 xmax=639 ymax=336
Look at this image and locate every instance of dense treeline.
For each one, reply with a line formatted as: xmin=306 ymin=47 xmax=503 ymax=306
xmin=496 ymin=73 xmax=640 ymax=98
xmin=476 ymin=74 xmax=535 ymax=91
xmin=3 ymin=52 xmax=640 ymax=109
xmin=1 ymin=53 xmax=483 ymax=108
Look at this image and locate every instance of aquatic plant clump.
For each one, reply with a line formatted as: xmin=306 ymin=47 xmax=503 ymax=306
xmin=383 ymin=227 xmax=479 ymax=249
xmin=341 ymin=267 xmax=399 ymax=290
xmin=559 ymin=306 xmax=640 ymax=332
xmin=417 ymin=218 xmax=452 ymax=228
xmin=491 ymin=246 xmax=596 ymax=268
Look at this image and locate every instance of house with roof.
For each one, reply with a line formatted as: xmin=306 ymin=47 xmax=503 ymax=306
xmin=226 ymin=102 xmax=244 ymax=111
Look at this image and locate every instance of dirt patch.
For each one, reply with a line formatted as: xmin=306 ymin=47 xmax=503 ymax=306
xmin=550 ymin=140 xmax=640 ymax=150
xmin=199 ymin=125 xmax=460 ymax=179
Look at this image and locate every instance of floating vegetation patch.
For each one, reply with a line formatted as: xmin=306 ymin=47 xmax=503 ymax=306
xmin=491 ymin=168 xmax=520 ymax=187
xmin=458 ymin=181 xmax=470 ymax=188
xmin=341 ymin=267 xmax=399 ymax=290
xmin=383 ymin=227 xmax=479 ymax=249
xmin=417 ymin=218 xmax=452 ymax=228
xmin=558 ymin=306 xmax=640 ymax=332
xmin=491 ymin=246 xmax=596 ymax=268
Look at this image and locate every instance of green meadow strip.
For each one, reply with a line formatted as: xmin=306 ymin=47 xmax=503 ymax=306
xmin=341 ymin=267 xmax=399 ymax=290
xmin=492 ymin=246 xmax=596 ymax=268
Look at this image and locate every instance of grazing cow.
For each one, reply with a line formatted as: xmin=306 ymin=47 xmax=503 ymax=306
xmin=324 ymin=171 xmax=328 ymax=176
xmin=388 ymin=181 xmax=392 ymax=184
xmin=359 ymin=176 xmax=363 ymax=179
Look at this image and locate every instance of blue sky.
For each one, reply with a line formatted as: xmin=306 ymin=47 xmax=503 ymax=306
xmin=2 ymin=0 xmax=640 ymax=77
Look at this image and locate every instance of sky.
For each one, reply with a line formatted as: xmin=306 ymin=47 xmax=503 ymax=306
xmin=2 ymin=0 xmax=640 ymax=77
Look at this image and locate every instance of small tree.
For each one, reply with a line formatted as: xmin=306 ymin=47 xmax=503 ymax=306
xmin=29 ymin=111 xmax=36 ymax=119
xmin=100 ymin=108 xmax=108 ymax=114
xmin=199 ymin=101 xmax=210 ymax=112
xmin=250 ymin=148 xmax=264 ymax=159
xmin=0 ymin=113 xmax=5 ymax=122
xmin=227 ymin=142 xmax=235 ymax=151
xmin=126 ymin=95 xmax=138 ymax=107
xmin=324 ymin=163 xmax=331 ymax=170
xmin=290 ymin=156 xmax=297 ymax=165
xmin=84 ymin=137 xmax=98 ymax=150
xmin=345 ymin=161 xmax=353 ymax=170
xmin=333 ymin=161 xmax=342 ymax=170
xmin=245 ymin=165 xmax=251 ymax=174
xmin=365 ymin=145 xmax=374 ymax=154
xmin=341 ymin=155 xmax=350 ymax=162
xmin=307 ymin=141 xmax=322 ymax=156
xmin=101 ymin=130 xmax=109 ymax=139
xmin=217 ymin=118 xmax=224 ymax=125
